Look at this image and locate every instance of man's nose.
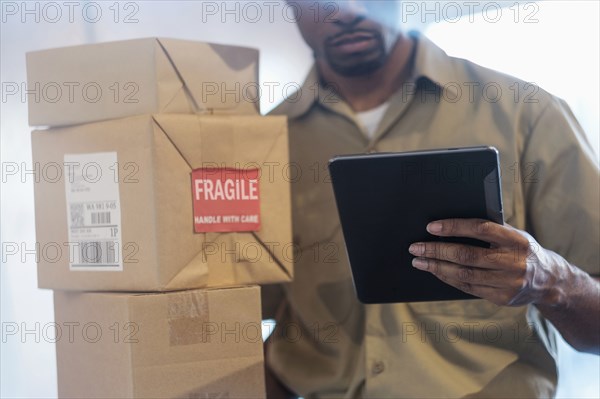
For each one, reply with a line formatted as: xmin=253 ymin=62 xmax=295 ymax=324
xmin=333 ymin=0 xmax=368 ymax=26
xmin=339 ymin=0 xmax=368 ymax=14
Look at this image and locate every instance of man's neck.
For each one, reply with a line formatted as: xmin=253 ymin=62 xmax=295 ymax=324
xmin=317 ymin=34 xmax=415 ymax=113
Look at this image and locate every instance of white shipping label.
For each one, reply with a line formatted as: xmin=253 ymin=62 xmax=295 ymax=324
xmin=64 ymin=152 xmax=123 ymax=271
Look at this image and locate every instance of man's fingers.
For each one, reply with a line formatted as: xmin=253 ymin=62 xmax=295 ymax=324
xmin=440 ymin=277 xmax=518 ymax=306
xmin=426 ymin=218 xmax=521 ymax=247
xmin=412 ymin=256 xmax=527 ymax=306
xmin=412 ymin=257 xmax=504 ymax=287
xmin=409 ymin=242 xmax=500 ymax=269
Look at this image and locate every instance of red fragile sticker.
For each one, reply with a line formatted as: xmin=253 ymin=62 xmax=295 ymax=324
xmin=191 ymin=168 xmax=261 ymax=233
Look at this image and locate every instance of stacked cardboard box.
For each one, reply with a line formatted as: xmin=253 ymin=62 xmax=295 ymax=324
xmin=29 ymin=38 xmax=292 ymax=398
xmin=53 ymin=287 xmax=265 ymax=398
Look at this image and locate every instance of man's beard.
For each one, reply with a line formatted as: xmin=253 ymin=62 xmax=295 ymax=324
xmin=323 ymin=30 xmax=389 ymax=77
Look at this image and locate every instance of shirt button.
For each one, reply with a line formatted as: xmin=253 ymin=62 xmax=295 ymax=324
xmin=372 ymin=361 xmax=385 ymax=375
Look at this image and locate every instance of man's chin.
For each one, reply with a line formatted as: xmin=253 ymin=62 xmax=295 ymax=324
xmin=324 ymin=42 xmax=388 ymax=77
xmin=328 ymin=58 xmax=386 ymax=77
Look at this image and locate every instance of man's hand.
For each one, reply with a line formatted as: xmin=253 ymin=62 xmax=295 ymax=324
xmin=408 ymin=218 xmax=600 ymax=354
xmin=408 ymin=218 xmax=570 ymax=307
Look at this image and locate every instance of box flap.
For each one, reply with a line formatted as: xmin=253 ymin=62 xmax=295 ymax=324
xmin=150 ymin=120 xmax=208 ymax=289
xmin=157 ymin=38 xmax=259 ymax=114
xmin=153 ymin=39 xmax=195 ymax=114
xmin=152 ymin=114 xmax=285 ymax=168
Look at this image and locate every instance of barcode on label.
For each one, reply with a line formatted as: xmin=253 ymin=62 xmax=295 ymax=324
xmin=91 ymin=212 xmax=111 ymax=225
xmin=73 ymin=241 xmax=118 ymax=267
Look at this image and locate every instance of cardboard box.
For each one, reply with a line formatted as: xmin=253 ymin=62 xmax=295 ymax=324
xmin=27 ymin=38 xmax=259 ymax=127
xmin=54 ymin=286 xmax=265 ymax=399
xmin=32 ymin=114 xmax=292 ymax=291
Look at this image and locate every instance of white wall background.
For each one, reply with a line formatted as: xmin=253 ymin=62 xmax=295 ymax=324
xmin=1 ymin=1 xmax=598 ymax=398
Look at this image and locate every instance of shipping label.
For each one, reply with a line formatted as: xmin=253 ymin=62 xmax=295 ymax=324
xmin=191 ymin=168 xmax=261 ymax=233
xmin=64 ymin=152 xmax=123 ymax=271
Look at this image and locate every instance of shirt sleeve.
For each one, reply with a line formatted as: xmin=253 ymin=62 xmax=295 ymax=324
xmin=521 ymin=95 xmax=600 ymax=275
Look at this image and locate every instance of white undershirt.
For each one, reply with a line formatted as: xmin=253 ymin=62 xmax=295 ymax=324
xmin=355 ymin=101 xmax=391 ymax=139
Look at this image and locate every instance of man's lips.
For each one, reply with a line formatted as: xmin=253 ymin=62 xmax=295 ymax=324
xmin=326 ymin=30 xmax=379 ymax=54
xmin=330 ymin=31 xmax=376 ymax=46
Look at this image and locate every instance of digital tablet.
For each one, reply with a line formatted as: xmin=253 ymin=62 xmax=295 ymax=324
xmin=328 ymin=146 xmax=504 ymax=304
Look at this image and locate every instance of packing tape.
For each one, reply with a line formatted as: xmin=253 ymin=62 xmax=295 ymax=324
xmin=167 ymin=290 xmax=210 ymax=346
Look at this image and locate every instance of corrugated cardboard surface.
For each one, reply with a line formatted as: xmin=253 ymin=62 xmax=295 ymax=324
xmin=27 ymin=38 xmax=259 ymax=127
xmin=33 ymin=114 xmax=292 ymax=291
xmin=54 ymin=286 xmax=265 ymax=399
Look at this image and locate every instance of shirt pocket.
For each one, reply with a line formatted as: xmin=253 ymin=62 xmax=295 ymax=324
xmin=407 ymin=298 xmax=503 ymax=318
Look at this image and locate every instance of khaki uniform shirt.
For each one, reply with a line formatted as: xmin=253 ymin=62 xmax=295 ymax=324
xmin=266 ymin=33 xmax=600 ymax=399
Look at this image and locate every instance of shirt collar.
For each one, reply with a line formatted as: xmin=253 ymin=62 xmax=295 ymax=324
xmin=410 ymin=32 xmax=461 ymax=97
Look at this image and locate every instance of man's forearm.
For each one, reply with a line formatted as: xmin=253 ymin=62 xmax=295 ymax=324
xmin=535 ymin=263 xmax=600 ymax=354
